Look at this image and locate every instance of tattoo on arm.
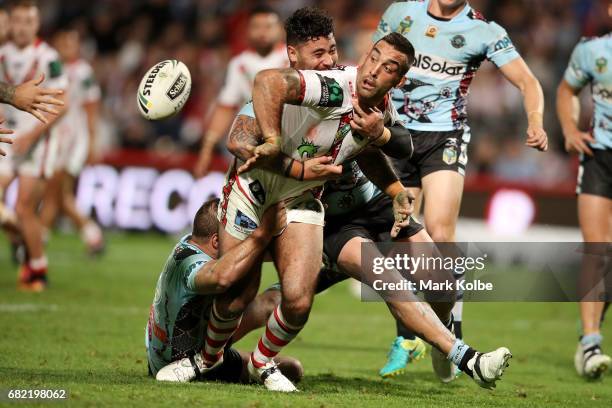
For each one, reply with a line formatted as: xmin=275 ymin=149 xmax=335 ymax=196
xmin=227 ymin=115 xmax=263 ymax=161
xmin=280 ymin=69 xmax=303 ymax=105
xmin=356 ymin=147 xmax=399 ymax=191
xmin=0 ymin=82 xmax=15 ymax=104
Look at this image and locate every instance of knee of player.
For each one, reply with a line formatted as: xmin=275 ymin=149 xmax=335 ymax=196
xmin=283 ymin=295 xmax=313 ymax=320
xmin=428 ymin=225 xmax=455 ymax=242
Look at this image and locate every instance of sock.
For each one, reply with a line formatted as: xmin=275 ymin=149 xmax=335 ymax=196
xmin=251 ymin=305 xmax=303 ymax=368
xmin=396 ymin=320 xmax=416 ymax=340
xmin=580 ymin=333 xmax=603 ymax=349
xmin=29 ymin=256 xmax=48 ymax=278
xmin=448 ymin=339 xmax=477 ymax=377
xmin=202 ymin=301 xmax=242 ymax=366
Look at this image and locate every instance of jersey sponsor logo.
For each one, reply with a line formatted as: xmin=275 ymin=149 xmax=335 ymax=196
xmin=451 ymin=35 xmax=466 ymax=49
xmin=593 ymin=85 xmax=612 ymax=101
xmin=377 ymin=19 xmax=390 ymax=35
xmin=412 ymin=53 xmax=465 ymax=77
xmin=316 ymin=74 xmax=344 ymax=107
xmin=493 ymin=36 xmax=513 ymax=52
xmin=248 ymin=180 xmax=266 ymax=205
xmin=596 ymin=57 xmax=608 ymax=74
xmin=425 ymin=25 xmax=438 ymax=38
xmin=49 ymin=60 xmax=63 ymax=78
xmin=166 ymin=72 xmax=188 ymax=100
xmin=235 ymin=210 xmax=257 ymax=230
xmin=142 ymin=60 xmax=170 ymax=96
xmin=398 ymin=16 xmax=414 ymax=34
xmin=297 ymin=138 xmax=320 ymax=158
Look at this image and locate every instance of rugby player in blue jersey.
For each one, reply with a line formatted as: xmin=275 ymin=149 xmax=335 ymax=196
xmin=557 ymin=4 xmax=612 ymax=379
xmin=374 ymin=0 xmax=548 ymax=380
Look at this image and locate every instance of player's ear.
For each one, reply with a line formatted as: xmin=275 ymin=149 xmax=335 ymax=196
xmin=395 ymin=75 xmax=407 ymax=89
xmin=287 ymin=45 xmax=298 ymax=66
xmin=211 ymin=232 xmax=219 ymax=251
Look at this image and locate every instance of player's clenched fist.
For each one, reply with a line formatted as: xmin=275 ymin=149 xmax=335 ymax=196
xmin=391 ymin=189 xmax=414 ymax=238
xmin=259 ymin=202 xmax=287 ymax=237
xmin=525 ymin=124 xmax=548 ymax=152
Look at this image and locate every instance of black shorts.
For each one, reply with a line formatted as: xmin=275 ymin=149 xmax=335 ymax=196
xmin=323 ymin=194 xmax=424 ymax=264
xmin=577 ymin=149 xmax=612 ymax=199
xmin=392 ymin=129 xmax=468 ymax=188
xmin=148 ymin=347 xmax=243 ymax=383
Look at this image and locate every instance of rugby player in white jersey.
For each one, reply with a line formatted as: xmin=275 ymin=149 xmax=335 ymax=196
xmin=0 ymin=0 xmax=68 ymax=291
xmin=39 ymin=29 xmax=104 ymax=255
xmin=193 ymin=5 xmax=288 ymax=177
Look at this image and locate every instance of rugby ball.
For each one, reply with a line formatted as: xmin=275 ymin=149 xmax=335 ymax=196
xmin=137 ymin=60 xmax=191 ymax=120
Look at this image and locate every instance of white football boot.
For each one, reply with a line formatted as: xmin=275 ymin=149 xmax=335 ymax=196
xmin=575 ymin=342 xmax=611 ymax=379
xmin=155 ymin=353 xmax=223 ymax=382
xmin=247 ymin=358 xmax=298 ymax=392
xmin=467 ymin=347 xmax=512 ymax=389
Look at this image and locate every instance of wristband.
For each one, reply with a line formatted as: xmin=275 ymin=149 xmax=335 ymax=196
xmin=283 ymin=159 xmax=295 ymax=178
xmin=384 ymin=180 xmax=404 ymax=198
xmin=371 ymin=127 xmax=392 ymax=147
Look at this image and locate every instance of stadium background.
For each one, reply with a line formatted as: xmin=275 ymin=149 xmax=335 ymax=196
xmin=1 ymin=0 xmax=609 ymax=237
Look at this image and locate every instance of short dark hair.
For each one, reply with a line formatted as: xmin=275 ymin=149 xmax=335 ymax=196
xmin=375 ymin=32 xmax=415 ymax=75
xmin=285 ymin=7 xmax=334 ymax=46
xmin=248 ymin=5 xmax=279 ymax=19
xmin=10 ymin=0 xmax=38 ymax=10
xmin=192 ymin=198 xmax=219 ymax=240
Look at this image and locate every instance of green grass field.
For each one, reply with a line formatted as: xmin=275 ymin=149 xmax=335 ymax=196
xmin=0 ymin=232 xmax=611 ymax=407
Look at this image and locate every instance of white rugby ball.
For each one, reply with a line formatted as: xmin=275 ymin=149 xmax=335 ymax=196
xmin=137 ymin=60 xmax=191 ymax=120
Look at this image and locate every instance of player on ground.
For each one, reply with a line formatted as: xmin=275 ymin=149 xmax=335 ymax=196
xmin=374 ymin=0 xmax=548 ymax=380
xmin=0 ymin=0 xmax=68 ymax=291
xmin=557 ymin=6 xmax=612 ymax=379
xmin=193 ymin=5 xmax=287 ymax=177
xmin=149 ymin=199 xmax=303 ymax=385
xmin=157 ymin=33 xmax=418 ymax=392
xmin=39 ymin=29 xmax=104 ymax=255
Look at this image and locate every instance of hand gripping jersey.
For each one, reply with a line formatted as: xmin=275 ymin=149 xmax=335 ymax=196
xmin=145 ymin=235 xmax=214 ymax=375
xmin=217 ymin=46 xmax=288 ymax=109
xmin=231 ymin=66 xmax=397 ymax=208
xmin=564 ymin=34 xmax=612 ymax=150
xmin=374 ymin=0 xmax=520 ymax=138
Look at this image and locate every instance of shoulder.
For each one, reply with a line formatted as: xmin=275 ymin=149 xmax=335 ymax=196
xmin=38 ymin=41 xmax=60 ymax=60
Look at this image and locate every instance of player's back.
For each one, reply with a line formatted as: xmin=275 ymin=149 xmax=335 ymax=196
xmin=146 ymin=236 xmax=213 ymax=374
xmin=375 ymin=1 xmax=519 ymax=134
xmin=566 ymin=34 xmax=612 ymax=149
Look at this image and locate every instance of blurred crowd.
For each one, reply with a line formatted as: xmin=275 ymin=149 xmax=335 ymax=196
xmin=9 ymin=0 xmax=612 ymax=187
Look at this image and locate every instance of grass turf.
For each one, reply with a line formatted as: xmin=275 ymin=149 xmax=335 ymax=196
xmin=0 ymin=232 xmax=611 ymax=407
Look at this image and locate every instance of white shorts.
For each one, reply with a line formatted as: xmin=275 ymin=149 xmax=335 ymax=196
xmin=218 ymin=166 xmax=325 ymax=241
xmin=56 ymin=130 xmax=88 ymax=176
xmin=0 ymin=132 xmax=59 ymax=180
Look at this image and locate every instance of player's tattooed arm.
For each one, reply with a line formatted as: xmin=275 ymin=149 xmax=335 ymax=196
xmin=0 ymin=82 xmax=15 ymax=104
xmin=251 ymin=68 xmax=303 ymax=156
xmin=227 ymin=115 xmax=263 ymax=162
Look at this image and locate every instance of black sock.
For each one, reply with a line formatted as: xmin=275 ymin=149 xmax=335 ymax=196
xmin=396 ymin=320 xmax=416 ymax=340
xmin=454 ymin=320 xmax=463 ymax=340
xmin=458 ymin=347 xmax=477 ymax=378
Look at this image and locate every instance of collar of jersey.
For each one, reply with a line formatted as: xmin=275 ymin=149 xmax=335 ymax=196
xmin=425 ymin=0 xmax=470 ymax=23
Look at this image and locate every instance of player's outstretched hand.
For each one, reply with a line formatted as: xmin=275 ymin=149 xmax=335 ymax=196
xmin=391 ymin=189 xmax=414 ymax=238
xmin=303 ymin=156 xmax=343 ymax=181
xmin=525 ymin=124 xmax=548 ymax=152
xmin=0 ymin=122 xmax=14 ymax=156
xmin=350 ymin=97 xmax=385 ymax=142
xmin=563 ymin=128 xmax=595 ymax=156
xmin=259 ymin=201 xmax=287 ymax=237
xmin=12 ymin=74 xmax=64 ymax=124
xmin=237 ymin=142 xmax=281 ymax=175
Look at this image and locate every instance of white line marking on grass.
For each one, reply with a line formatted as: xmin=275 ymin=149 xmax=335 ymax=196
xmin=0 ymin=303 xmax=59 ymax=312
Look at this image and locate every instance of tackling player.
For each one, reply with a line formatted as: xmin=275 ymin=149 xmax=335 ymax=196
xmin=193 ymin=5 xmax=287 ymax=177
xmin=557 ymin=6 xmax=612 ymax=379
xmin=149 ymin=199 xmax=303 ymax=385
xmin=40 ymin=29 xmax=104 ymax=255
xmin=374 ymin=0 xmax=548 ymax=380
xmin=0 ymin=0 xmax=68 ymax=291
